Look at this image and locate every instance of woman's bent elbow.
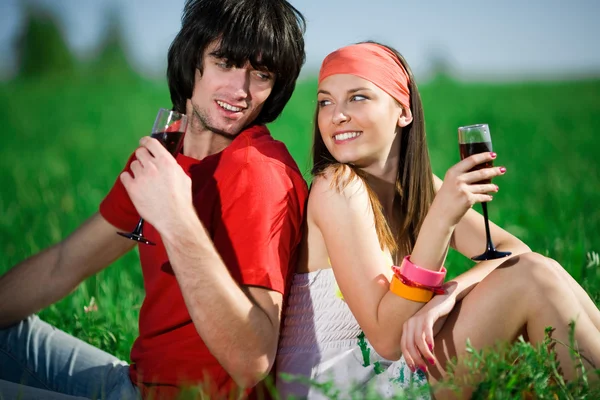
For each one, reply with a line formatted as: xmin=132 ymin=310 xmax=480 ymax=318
xmin=370 ymin=335 xmax=403 ymax=361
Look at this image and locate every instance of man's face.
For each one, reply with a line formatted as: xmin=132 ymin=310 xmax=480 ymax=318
xmin=187 ymin=41 xmax=276 ymax=137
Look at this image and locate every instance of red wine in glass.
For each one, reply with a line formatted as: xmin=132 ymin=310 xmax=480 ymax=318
xmin=458 ymin=124 xmax=511 ymax=261
xmin=151 ymin=131 xmax=185 ymax=155
xmin=117 ymin=108 xmax=188 ymax=246
xmin=459 ymin=141 xmax=493 ymax=184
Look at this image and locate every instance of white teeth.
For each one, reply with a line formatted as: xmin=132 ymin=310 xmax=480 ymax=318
xmin=334 ymin=131 xmax=361 ymax=141
xmin=217 ymin=101 xmax=243 ymax=112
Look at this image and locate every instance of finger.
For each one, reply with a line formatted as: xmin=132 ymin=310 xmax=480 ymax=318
xmin=401 ymin=324 xmax=416 ymax=373
xmin=416 ymin=317 xmax=436 ymax=366
xmin=411 ymin=324 xmax=429 ymax=371
xmin=130 ymin=160 xmax=142 ymax=177
xmin=425 ymin=320 xmax=435 ymax=355
xmin=463 ymin=166 xmax=506 ymax=184
xmin=457 ymin=152 xmax=496 ymax=172
xmin=467 ymin=183 xmax=499 ymax=194
xmin=472 ymin=193 xmax=494 ymax=203
xmin=140 ymin=136 xmax=170 ymax=159
xmin=134 ymin=146 xmax=154 ymax=167
xmin=406 ymin=320 xmax=427 ymax=371
xmin=120 ymin=171 xmax=133 ymax=189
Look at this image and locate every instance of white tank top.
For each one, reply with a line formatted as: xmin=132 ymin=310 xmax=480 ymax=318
xmin=276 ymin=268 xmax=430 ymax=399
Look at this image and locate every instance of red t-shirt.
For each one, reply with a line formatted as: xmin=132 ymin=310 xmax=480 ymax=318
xmin=99 ymin=125 xmax=308 ymax=399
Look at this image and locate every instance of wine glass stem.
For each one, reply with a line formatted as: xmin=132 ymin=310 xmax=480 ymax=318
xmin=481 ymin=202 xmax=495 ymax=252
xmin=132 ymin=218 xmax=145 ymax=236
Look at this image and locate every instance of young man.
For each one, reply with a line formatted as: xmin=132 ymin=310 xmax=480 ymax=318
xmin=0 ymin=0 xmax=307 ymax=399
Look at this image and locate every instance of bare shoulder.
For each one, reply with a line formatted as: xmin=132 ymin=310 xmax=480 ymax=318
xmin=432 ymin=173 xmax=443 ymax=192
xmin=310 ymin=164 xmax=368 ymax=200
xmin=308 ymin=164 xmax=372 ymax=223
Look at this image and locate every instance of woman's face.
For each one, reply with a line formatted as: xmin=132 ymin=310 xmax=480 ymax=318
xmin=317 ymin=74 xmax=409 ymax=168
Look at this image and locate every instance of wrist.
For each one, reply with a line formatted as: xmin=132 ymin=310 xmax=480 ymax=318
xmin=443 ymin=280 xmax=461 ymax=299
xmin=396 ymin=256 xmax=446 ymax=287
xmin=157 ymin=204 xmax=204 ymax=244
xmin=429 ymin=196 xmax=460 ymax=230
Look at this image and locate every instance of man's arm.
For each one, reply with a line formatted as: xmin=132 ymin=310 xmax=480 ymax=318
xmin=161 ymin=218 xmax=283 ymax=389
xmin=0 ymin=212 xmax=135 ymax=328
xmin=120 ymin=138 xmax=301 ymax=388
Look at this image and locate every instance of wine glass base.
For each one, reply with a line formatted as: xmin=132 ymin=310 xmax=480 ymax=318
xmin=471 ymin=250 xmax=512 ymax=261
xmin=117 ymin=231 xmax=156 ymax=246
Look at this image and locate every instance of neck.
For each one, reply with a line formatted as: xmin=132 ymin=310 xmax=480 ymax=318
xmin=182 ymin=105 xmax=244 ymax=160
xmin=362 ymin=160 xmax=398 ymax=217
xmin=182 ymin=129 xmax=233 ymax=160
xmin=360 ymin=135 xmax=401 ymax=216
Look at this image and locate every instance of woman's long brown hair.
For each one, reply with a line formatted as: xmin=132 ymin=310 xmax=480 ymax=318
xmin=311 ymin=41 xmax=435 ymax=260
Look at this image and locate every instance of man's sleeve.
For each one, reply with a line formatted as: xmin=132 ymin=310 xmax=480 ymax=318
xmin=212 ymin=162 xmax=304 ymax=294
xmin=99 ymin=153 xmax=140 ymax=231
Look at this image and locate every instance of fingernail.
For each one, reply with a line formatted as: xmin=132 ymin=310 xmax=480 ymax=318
xmin=490 ymin=152 xmax=497 ymax=158
xmin=495 ymin=185 xmax=499 ymax=192
xmin=409 ymin=365 xmax=415 ymax=373
xmin=428 ymin=358 xmax=435 ymax=365
xmin=428 ymin=343 xmax=433 ymax=352
xmin=499 ymin=167 xmax=506 ymax=173
xmin=419 ymin=365 xmax=428 ymax=373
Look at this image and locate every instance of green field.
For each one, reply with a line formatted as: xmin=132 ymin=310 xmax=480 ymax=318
xmin=1 ymin=72 xmax=599 ymax=396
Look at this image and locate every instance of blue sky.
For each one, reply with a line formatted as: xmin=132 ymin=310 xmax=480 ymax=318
xmin=1 ymin=0 xmax=599 ymax=81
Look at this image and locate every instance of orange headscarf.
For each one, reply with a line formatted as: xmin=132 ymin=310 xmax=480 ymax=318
xmin=318 ymin=43 xmax=411 ymax=110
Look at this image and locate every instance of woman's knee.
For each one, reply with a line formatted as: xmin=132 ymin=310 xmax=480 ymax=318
xmin=509 ymin=252 xmax=564 ymax=292
xmin=543 ymin=255 xmax=570 ymax=276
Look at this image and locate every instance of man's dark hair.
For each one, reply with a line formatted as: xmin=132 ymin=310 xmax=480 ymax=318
xmin=167 ymin=0 xmax=306 ymax=125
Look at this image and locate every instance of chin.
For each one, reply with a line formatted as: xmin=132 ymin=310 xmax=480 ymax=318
xmin=209 ymin=120 xmax=246 ymax=137
xmin=332 ymin=152 xmax=361 ymax=165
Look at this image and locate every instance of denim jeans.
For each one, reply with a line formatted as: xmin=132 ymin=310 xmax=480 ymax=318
xmin=0 ymin=315 xmax=140 ymax=400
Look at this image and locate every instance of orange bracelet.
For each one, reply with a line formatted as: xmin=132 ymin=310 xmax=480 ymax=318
xmin=392 ymin=267 xmax=446 ymax=295
xmin=389 ymin=274 xmax=434 ymax=303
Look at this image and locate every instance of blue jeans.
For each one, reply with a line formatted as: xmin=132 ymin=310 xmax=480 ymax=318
xmin=0 ymin=315 xmax=140 ymax=400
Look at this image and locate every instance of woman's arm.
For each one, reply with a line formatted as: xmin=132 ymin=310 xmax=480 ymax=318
xmin=314 ymin=152 xmax=508 ymax=359
xmin=311 ymin=169 xmax=427 ymax=360
xmin=398 ymin=174 xmax=532 ymax=370
xmin=444 ymin=172 xmax=531 ymax=300
xmin=409 ymin=153 xmax=506 ymax=272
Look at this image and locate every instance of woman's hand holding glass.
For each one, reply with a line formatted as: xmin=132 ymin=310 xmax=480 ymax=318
xmin=431 ymin=152 xmax=505 ymax=228
xmin=457 ymin=124 xmax=511 ymax=260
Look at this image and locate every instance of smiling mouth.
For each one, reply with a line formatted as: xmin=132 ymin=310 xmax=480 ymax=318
xmin=333 ymin=131 xmax=362 ymax=141
xmin=216 ymin=100 xmax=245 ymax=112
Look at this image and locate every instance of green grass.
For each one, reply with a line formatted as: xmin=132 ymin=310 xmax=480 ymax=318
xmin=1 ymin=73 xmax=599 ymax=397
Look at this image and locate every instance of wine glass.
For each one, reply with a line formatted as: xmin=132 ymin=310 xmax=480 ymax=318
xmin=458 ymin=123 xmax=511 ymax=261
xmin=117 ymin=108 xmax=188 ymax=245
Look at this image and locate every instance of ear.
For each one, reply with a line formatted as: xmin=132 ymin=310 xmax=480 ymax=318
xmin=397 ymin=107 xmax=413 ymax=128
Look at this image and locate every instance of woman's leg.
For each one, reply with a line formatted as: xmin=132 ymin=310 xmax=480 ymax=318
xmin=545 ymin=256 xmax=600 ymax=330
xmin=427 ymin=252 xmax=600 ymax=398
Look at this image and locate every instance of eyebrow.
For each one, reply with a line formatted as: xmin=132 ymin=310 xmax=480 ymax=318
xmin=317 ymin=87 xmax=373 ymax=95
xmin=207 ymin=52 xmax=273 ymax=74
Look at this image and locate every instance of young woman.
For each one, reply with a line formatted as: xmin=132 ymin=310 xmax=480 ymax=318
xmin=275 ymin=41 xmax=600 ymax=399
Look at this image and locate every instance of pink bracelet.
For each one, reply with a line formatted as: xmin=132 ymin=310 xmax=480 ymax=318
xmin=397 ymin=255 xmax=446 ymax=287
xmin=390 ymin=269 xmax=446 ymax=295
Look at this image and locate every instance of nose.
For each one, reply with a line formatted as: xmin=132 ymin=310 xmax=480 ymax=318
xmin=332 ymin=104 xmax=350 ymax=125
xmin=228 ymin=68 xmax=250 ymax=100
